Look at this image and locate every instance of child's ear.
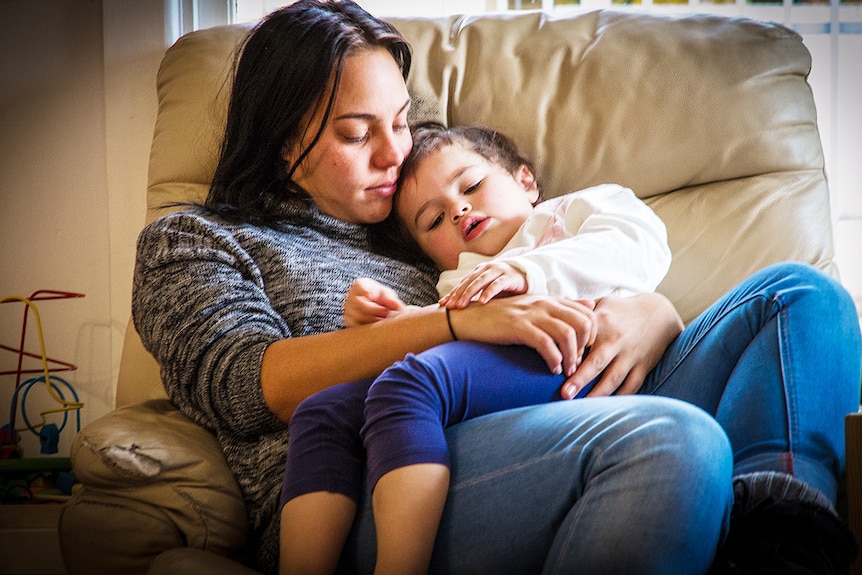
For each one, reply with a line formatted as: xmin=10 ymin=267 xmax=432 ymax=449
xmin=516 ymin=165 xmax=540 ymax=203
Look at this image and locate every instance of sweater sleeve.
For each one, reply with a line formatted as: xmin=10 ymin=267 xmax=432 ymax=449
xmin=502 ymin=184 xmax=672 ymax=300
xmin=132 ymin=212 xmax=288 ymax=437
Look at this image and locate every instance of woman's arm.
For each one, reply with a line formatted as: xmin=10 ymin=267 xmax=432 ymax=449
xmin=560 ymin=292 xmax=684 ymax=399
xmin=262 ymin=294 xmax=598 ymax=421
xmin=135 ymin=212 xmax=597 ymax=426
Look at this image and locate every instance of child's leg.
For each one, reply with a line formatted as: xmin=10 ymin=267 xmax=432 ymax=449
xmin=361 ymin=342 xmax=566 ymax=575
xmin=280 ymin=380 xmax=372 ymax=575
xmin=280 ymin=492 xmax=356 ymax=575
xmin=362 ymin=342 xmax=567 ymax=484
xmin=371 ymin=464 xmax=450 ymax=575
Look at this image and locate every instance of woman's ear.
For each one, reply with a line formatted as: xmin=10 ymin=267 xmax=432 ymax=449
xmin=516 ymin=164 xmax=540 ymax=204
xmin=281 ymin=142 xmax=294 ymax=164
xmin=282 ymin=141 xmax=304 ymax=183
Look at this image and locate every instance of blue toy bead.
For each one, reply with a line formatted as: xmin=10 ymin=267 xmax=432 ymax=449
xmin=39 ymin=423 xmax=60 ymax=454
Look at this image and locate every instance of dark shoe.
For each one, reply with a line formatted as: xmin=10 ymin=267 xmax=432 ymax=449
xmin=710 ymin=471 xmax=858 ymax=574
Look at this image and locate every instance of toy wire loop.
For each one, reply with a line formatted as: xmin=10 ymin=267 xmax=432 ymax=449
xmin=1 ymin=293 xmax=84 ymax=435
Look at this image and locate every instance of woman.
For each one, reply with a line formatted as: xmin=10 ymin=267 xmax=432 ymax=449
xmin=131 ymin=1 xmax=859 ymax=574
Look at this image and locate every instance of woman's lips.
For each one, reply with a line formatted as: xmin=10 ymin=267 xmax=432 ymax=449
xmin=462 ymin=216 xmax=490 ymax=241
xmin=367 ymin=181 xmax=397 ymax=198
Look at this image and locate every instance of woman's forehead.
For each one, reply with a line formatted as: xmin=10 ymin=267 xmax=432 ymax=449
xmin=330 ymin=47 xmax=409 ymax=116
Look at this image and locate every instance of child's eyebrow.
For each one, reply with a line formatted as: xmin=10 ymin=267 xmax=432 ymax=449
xmin=413 ymin=200 xmax=434 ymax=229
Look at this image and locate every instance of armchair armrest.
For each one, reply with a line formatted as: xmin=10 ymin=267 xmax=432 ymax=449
xmin=59 ymin=399 xmax=249 ymax=575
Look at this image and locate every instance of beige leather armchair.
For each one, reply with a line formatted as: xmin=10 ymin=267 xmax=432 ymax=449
xmin=58 ymin=9 xmax=861 ymax=575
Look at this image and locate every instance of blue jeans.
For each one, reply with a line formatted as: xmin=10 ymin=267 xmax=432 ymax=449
xmin=341 ymin=397 xmax=733 ymax=575
xmin=640 ymin=261 xmax=862 ymax=502
xmin=306 ymin=262 xmax=859 ymax=573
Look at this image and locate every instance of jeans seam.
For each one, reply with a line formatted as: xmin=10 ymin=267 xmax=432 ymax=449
xmin=449 ymin=449 xmax=584 ymax=493
xmin=776 ymin=291 xmax=797 ymax=474
xmin=647 ymin=291 xmax=771 ymax=395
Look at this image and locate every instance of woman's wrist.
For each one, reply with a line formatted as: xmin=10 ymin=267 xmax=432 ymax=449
xmin=445 ymin=307 xmax=459 ymax=341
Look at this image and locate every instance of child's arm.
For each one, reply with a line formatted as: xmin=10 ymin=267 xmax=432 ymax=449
xmin=441 ymin=184 xmax=670 ymax=309
xmin=344 ymin=278 xmax=410 ymax=327
xmin=493 ymin=184 xmax=671 ymax=302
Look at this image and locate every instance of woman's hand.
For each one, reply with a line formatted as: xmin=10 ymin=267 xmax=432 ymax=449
xmin=447 ymin=295 xmax=598 ymax=377
xmin=560 ymin=293 xmax=683 ymax=399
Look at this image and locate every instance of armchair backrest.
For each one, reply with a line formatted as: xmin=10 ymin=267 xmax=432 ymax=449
xmin=118 ymin=9 xmax=834 ymax=406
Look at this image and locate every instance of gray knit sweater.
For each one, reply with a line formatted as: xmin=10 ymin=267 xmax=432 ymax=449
xmin=132 ymin=201 xmax=438 ymax=573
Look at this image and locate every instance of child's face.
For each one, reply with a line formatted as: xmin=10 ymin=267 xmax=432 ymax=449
xmin=396 ymin=143 xmax=539 ymax=270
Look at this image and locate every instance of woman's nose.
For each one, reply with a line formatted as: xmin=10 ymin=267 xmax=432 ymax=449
xmin=374 ymin=130 xmax=406 ymax=169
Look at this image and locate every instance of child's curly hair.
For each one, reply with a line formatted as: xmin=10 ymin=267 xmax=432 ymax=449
xmin=399 ymin=121 xmax=540 ymax=200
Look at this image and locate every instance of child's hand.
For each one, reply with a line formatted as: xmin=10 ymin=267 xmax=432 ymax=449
xmin=344 ymin=278 xmax=406 ymax=326
xmin=440 ymin=262 xmax=529 ymax=309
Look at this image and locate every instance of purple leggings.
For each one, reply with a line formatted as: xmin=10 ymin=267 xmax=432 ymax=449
xmin=280 ymin=342 xmax=588 ymax=505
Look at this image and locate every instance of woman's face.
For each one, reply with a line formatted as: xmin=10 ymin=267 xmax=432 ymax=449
xmin=284 ymin=47 xmax=413 ymax=224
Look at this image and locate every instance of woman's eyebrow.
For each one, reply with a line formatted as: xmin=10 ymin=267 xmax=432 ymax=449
xmin=334 ymin=97 xmax=411 ymax=122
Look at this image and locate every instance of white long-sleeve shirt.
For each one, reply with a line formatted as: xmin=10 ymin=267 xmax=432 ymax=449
xmin=436 ymin=183 xmax=672 ymax=300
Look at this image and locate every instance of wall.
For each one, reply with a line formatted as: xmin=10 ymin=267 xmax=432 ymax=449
xmin=0 ymin=0 xmax=165 ymax=458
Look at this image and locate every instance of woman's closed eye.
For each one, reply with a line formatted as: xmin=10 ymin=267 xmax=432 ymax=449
xmin=343 ymin=132 xmax=369 ymax=144
xmin=343 ymin=122 xmax=406 ymax=144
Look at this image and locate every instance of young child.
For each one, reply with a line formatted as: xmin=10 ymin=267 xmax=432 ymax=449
xmin=279 ymin=122 xmax=672 ymax=575
xmin=347 ymin=121 xmax=672 ymax=323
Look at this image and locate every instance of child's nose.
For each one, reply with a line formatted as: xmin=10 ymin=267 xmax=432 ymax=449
xmin=452 ymin=204 xmax=470 ymax=221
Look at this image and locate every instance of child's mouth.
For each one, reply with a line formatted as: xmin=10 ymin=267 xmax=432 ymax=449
xmin=462 ymin=217 xmax=489 ymax=241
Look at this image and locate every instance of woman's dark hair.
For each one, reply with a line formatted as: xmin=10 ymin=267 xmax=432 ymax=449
xmin=372 ymin=121 xmax=542 ymax=266
xmin=206 ymin=0 xmax=412 ymax=225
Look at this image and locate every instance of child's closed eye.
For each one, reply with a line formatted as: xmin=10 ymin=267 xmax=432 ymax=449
xmin=463 ymin=180 xmax=482 ymax=194
xmin=428 ymin=213 xmax=444 ymax=230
